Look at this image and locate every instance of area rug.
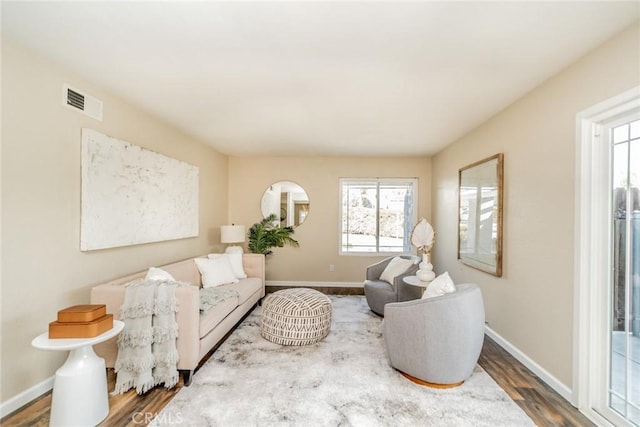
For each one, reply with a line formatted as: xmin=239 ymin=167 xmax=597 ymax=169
xmin=151 ymin=296 xmax=534 ymax=427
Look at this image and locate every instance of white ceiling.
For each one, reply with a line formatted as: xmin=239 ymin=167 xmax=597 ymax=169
xmin=2 ymin=1 xmax=639 ymax=157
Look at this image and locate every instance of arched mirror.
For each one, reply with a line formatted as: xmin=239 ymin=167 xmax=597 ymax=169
xmin=261 ymin=181 xmax=309 ymax=227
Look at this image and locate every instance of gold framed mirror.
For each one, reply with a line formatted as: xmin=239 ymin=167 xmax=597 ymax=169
xmin=260 ymin=181 xmax=309 ymax=227
xmin=458 ymin=153 xmax=504 ymax=277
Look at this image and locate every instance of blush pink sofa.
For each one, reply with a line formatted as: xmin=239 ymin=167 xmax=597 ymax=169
xmin=90 ymin=253 xmax=265 ymax=386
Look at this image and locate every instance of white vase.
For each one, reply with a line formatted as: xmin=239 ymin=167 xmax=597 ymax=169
xmin=416 ymin=253 xmax=435 ymax=282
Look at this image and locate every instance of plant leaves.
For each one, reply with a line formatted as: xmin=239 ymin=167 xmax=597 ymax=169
xmin=248 ymin=214 xmax=299 ymax=256
xmin=410 ymin=217 xmax=435 ymax=254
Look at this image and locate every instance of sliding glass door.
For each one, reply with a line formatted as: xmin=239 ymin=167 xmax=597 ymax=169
xmin=608 ymin=117 xmax=639 ymax=426
xmin=575 ymin=89 xmax=639 ymax=427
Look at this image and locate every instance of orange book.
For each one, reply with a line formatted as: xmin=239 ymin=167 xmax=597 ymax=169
xmin=48 ymin=314 xmax=113 ymax=339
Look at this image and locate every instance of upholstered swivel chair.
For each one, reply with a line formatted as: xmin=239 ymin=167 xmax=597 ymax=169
xmin=383 ymin=283 xmax=485 ymax=387
xmin=363 ymin=255 xmax=421 ymax=316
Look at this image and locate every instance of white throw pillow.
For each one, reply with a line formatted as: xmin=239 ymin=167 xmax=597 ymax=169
xmin=145 ymin=267 xmax=175 ymax=282
xmin=208 ymin=253 xmax=247 ymax=279
xmin=422 ymin=272 xmax=456 ymax=299
xmin=195 ymin=257 xmax=239 ymax=288
xmin=379 ymin=257 xmax=413 ymax=284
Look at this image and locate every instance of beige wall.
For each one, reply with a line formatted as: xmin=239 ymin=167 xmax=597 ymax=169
xmin=431 ymin=23 xmax=640 ymax=389
xmin=228 ymin=156 xmax=431 ymax=282
xmin=1 ymin=39 xmax=229 ymax=401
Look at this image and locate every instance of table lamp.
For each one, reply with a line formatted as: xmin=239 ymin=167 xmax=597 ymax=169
xmin=221 ymin=224 xmax=246 ymax=254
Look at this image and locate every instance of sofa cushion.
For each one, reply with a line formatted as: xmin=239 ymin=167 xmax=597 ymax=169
xmin=161 ymin=258 xmax=202 ymax=286
xmin=380 ymin=257 xmax=413 ymax=284
xmin=145 ymin=267 xmax=175 ymax=281
xmin=195 ymin=257 xmax=239 ymax=288
xmin=199 ymin=296 xmax=238 ymax=338
xmin=208 ymin=253 xmax=247 ymax=279
xmin=422 ymin=272 xmax=456 ymax=299
xmin=219 ymin=277 xmax=262 ymax=305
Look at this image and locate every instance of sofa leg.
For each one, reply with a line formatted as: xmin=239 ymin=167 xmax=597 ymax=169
xmin=181 ymin=370 xmax=194 ymax=387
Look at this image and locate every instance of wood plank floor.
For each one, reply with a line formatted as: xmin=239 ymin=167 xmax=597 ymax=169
xmin=2 ymin=303 xmax=592 ymax=427
xmin=479 ymin=337 xmax=594 ymax=427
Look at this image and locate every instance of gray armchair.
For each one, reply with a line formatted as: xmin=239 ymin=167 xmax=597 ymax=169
xmin=383 ymin=283 xmax=485 ymax=387
xmin=363 ymin=255 xmax=421 ymax=316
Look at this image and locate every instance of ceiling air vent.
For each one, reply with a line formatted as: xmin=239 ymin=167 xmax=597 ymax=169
xmin=62 ymin=83 xmax=103 ymax=121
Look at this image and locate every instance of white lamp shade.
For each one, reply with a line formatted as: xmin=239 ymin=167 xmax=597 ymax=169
xmin=221 ymin=225 xmax=245 ymax=244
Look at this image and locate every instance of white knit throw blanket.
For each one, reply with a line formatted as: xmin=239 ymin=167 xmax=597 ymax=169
xmin=113 ymin=279 xmax=181 ymax=395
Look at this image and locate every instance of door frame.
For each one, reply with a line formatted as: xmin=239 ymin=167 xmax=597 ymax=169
xmin=574 ymin=86 xmax=640 ymax=426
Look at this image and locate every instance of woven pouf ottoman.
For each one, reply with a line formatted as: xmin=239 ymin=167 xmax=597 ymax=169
xmin=261 ymin=288 xmax=332 ymax=346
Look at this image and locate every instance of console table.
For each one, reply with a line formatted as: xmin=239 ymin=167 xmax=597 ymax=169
xmin=32 ymin=320 xmax=124 ymax=427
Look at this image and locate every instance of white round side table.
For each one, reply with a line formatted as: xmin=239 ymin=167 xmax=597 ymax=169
xmin=32 ymin=320 xmax=124 ymax=427
xmin=403 ymin=275 xmax=432 ymax=296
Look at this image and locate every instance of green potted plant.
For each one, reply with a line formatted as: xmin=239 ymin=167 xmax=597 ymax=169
xmin=248 ymin=214 xmax=300 ymax=256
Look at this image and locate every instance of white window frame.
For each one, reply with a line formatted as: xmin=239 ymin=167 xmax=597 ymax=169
xmin=339 ymin=177 xmax=418 ymax=256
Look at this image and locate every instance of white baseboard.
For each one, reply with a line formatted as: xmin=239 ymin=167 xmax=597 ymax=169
xmin=266 ymin=280 xmax=363 ymax=288
xmin=484 ymin=325 xmax=574 ymax=404
xmin=1 ymin=375 xmax=53 ymax=418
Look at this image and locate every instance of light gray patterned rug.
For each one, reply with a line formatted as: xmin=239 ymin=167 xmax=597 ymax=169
xmin=151 ymin=295 xmax=534 ymax=427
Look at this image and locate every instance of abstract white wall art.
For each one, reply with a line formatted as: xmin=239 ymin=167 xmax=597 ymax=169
xmin=80 ymin=128 xmax=199 ymax=251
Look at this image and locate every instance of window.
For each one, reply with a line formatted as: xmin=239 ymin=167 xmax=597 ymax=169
xmin=339 ymin=178 xmax=417 ymax=255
